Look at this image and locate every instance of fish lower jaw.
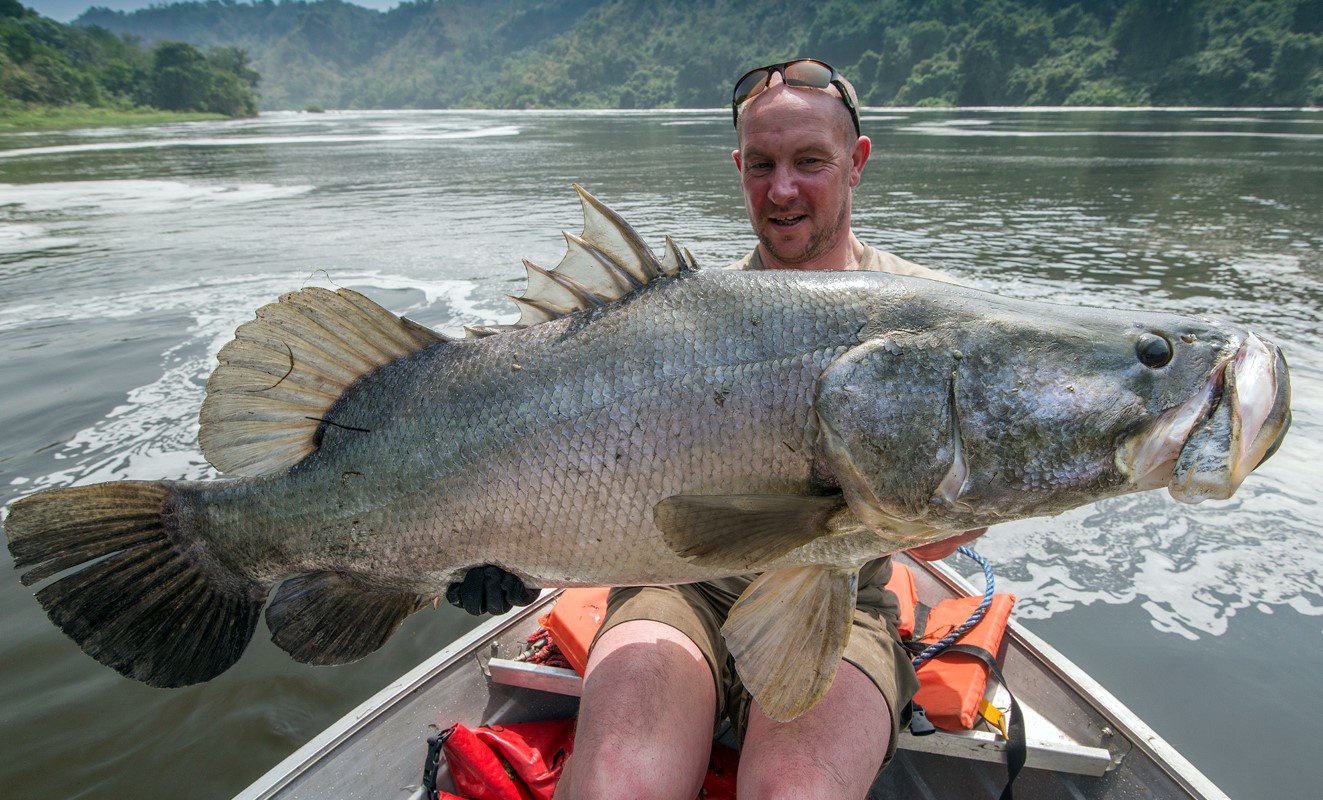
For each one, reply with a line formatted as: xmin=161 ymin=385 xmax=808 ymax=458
xmin=1120 ymin=370 xmax=1222 ymax=496
xmin=1169 ymin=333 xmax=1289 ymax=503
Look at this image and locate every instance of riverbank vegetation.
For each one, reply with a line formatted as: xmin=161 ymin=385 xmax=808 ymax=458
xmin=0 ymin=104 xmax=223 ymax=130
xmin=0 ymin=0 xmax=259 ymax=126
xmin=20 ymin=0 xmax=1323 ymax=112
xmin=74 ymin=0 xmax=1323 ymax=111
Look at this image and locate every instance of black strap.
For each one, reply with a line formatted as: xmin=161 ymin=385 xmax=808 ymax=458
xmin=911 ymin=602 xmax=933 ymax=641
xmin=939 ymin=644 xmax=1026 ymax=800
xmin=421 ymin=725 xmax=454 ymax=799
xmin=907 ymin=702 xmax=937 ymax=736
xmin=905 ymin=644 xmax=1025 ymax=798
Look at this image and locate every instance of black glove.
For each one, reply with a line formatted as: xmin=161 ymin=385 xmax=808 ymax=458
xmin=446 ymin=565 xmax=538 ymax=615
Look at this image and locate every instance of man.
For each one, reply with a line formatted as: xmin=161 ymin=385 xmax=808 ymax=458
xmin=452 ymin=60 xmax=986 ymax=798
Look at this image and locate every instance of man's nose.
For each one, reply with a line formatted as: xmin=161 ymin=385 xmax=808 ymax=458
xmin=767 ymin=165 xmax=798 ymax=205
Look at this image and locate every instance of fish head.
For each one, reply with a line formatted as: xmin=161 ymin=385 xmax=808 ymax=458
xmin=813 ymin=296 xmax=1291 ymax=537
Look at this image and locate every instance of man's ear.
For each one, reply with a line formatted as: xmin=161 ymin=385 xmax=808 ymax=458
xmin=850 ymin=136 xmax=871 ymax=188
xmin=732 ymin=148 xmax=742 ymax=172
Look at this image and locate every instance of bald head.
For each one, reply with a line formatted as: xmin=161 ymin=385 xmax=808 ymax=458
xmin=735 ymin=66 xmax=857 ymax=148
xmin=735 ymin=80 xmax=858 ymax=150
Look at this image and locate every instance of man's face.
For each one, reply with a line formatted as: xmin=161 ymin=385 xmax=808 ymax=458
xmin=733 ymin=84 xmax=868 ymax=269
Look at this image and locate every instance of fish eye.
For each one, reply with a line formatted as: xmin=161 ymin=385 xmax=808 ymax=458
xmin=1136 ymin=332 xmax=1173 ymax=369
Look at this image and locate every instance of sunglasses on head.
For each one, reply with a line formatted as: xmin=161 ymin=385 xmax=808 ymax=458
xmin=731 ymin=58 xmax=861 ymax=136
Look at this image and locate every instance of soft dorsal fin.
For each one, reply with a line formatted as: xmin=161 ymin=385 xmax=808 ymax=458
xmin=199 ymin=287 xmax=447 ymax=477
xmin=509 ymin=185 xmax=697 ymax=329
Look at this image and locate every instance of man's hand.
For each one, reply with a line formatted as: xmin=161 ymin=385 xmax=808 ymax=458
xmin=446 ymin=565 xmax=538 ymax=615
xmin=905 ymin=527 xmax=989 ymax=562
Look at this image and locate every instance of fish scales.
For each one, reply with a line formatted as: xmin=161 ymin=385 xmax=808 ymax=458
xmin=202 ymin=270 xmax=872 ymax=589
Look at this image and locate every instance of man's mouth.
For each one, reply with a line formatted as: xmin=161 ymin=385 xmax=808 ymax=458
xmin=770 ymin=214 xmax=806 ymax=227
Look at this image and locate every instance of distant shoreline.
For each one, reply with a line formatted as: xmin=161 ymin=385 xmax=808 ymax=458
xmin=5 ymin=105 xmax=1318 ymax=137
xmin=0 ymin=106 xmax=226 ymax=133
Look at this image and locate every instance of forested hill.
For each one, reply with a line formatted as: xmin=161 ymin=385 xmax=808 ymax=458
xmin=2 ymin=0 xmax=259 ymax=117
xmin=75 ymin=0 xmax=1323 ymax=111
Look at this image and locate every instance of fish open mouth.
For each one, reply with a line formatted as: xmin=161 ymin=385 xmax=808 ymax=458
xmin=1123 ymin=332 xmax=1291 ymax=503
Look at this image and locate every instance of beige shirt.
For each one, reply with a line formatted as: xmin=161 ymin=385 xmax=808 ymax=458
xmin=727 ymin=243 xmax=957 ymax=283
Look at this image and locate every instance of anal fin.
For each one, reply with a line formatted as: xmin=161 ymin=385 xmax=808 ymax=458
xmin=266 ymin=572 xmax=426 ymax=666
xmin=654 ymin=494 xmax=847 ymax=569
xmin=723 ymin=566 xmax=858 ymax=722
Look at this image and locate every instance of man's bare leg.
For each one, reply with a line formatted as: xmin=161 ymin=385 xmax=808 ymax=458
xmin=555 ymin=620 xmax=717 ymax=800
xmin=737 ymin=661 xmax=891 ymax=799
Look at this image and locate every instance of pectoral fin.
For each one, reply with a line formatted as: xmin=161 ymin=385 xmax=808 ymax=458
xmin=722 ymin=565 xmax=858 ymax=722
xmin=654 ymin=494 xmax=847 ymax=569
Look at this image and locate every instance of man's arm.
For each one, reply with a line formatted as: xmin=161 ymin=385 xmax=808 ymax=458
xmin=905 ymin=527 xmax=989 ymax=562
xmin=446 ymin=565 xmax=538 ymax=615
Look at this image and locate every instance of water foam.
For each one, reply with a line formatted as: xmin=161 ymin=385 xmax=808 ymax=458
xmin=0 ymin=181 xmax=315 ymax=215
xmin=5 ymin=271 xmax=502 ymax=496
xmin=0 ymin=126 xmax=521 ymax=160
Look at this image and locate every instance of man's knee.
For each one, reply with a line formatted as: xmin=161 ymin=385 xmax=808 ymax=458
xmin=737 ymin=770 xmax=856 ymax=800
xmin=737 ymin=662 xmax=890 ymax=799
xmin=557 ymin=743 xmax=706 ymax=800
xmin=581 ymin=620 xmax=717 ymax=716
xmin=559 ymin=621 xmax=718 ymax=800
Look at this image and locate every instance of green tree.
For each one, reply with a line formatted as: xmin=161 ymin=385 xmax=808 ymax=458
xmin=1 ymin=0 xmax=28 ymax=20
xmin=150 ymin=40 xmax=211 ymax=111
xmin=1111 ymin=0 xmax=1199 ymax=78
xmin=208 ymin=45 xmax=260 ymax=91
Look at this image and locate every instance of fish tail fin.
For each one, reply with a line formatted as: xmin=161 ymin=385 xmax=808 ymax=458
xmin=5 ymin=481 xmax=267 ymax=687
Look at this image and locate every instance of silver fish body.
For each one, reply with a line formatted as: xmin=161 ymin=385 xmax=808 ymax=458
xmin=4 ymin=188 xmax=1291 ymax=720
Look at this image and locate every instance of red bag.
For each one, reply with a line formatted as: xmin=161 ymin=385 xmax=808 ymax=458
xmin=429 ymin=717 xmax=737 ymax=800
xmin=437 ymin=718 xmax=575 ymax=800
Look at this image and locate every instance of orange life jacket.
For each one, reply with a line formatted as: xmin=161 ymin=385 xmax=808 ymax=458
xmin=537 ymin=587 xmax=609 ymax=676
xmin=886 ymin=563 xmax=1017 ymax=731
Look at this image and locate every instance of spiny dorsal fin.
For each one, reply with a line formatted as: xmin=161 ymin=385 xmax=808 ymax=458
xmin=199 ymin=287 xmax=448 ymax=477
xmin=511 ymin=185 xmax=696 ymax=328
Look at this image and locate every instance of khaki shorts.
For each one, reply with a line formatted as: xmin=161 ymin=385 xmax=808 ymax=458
xmin=593 ymin=578 xmax=919 ymax=766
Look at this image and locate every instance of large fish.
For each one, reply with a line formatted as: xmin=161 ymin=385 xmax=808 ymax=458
xmin=4 ymin=187 xmax=1290 ymax=721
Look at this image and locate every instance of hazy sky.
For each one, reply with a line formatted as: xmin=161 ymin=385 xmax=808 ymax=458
xmin=27 ymin=0 xmax=401 ymax=23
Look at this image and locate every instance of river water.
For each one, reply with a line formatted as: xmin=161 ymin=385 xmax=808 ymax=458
xmin=0 ymin=109 xmax=1319 ymax=799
